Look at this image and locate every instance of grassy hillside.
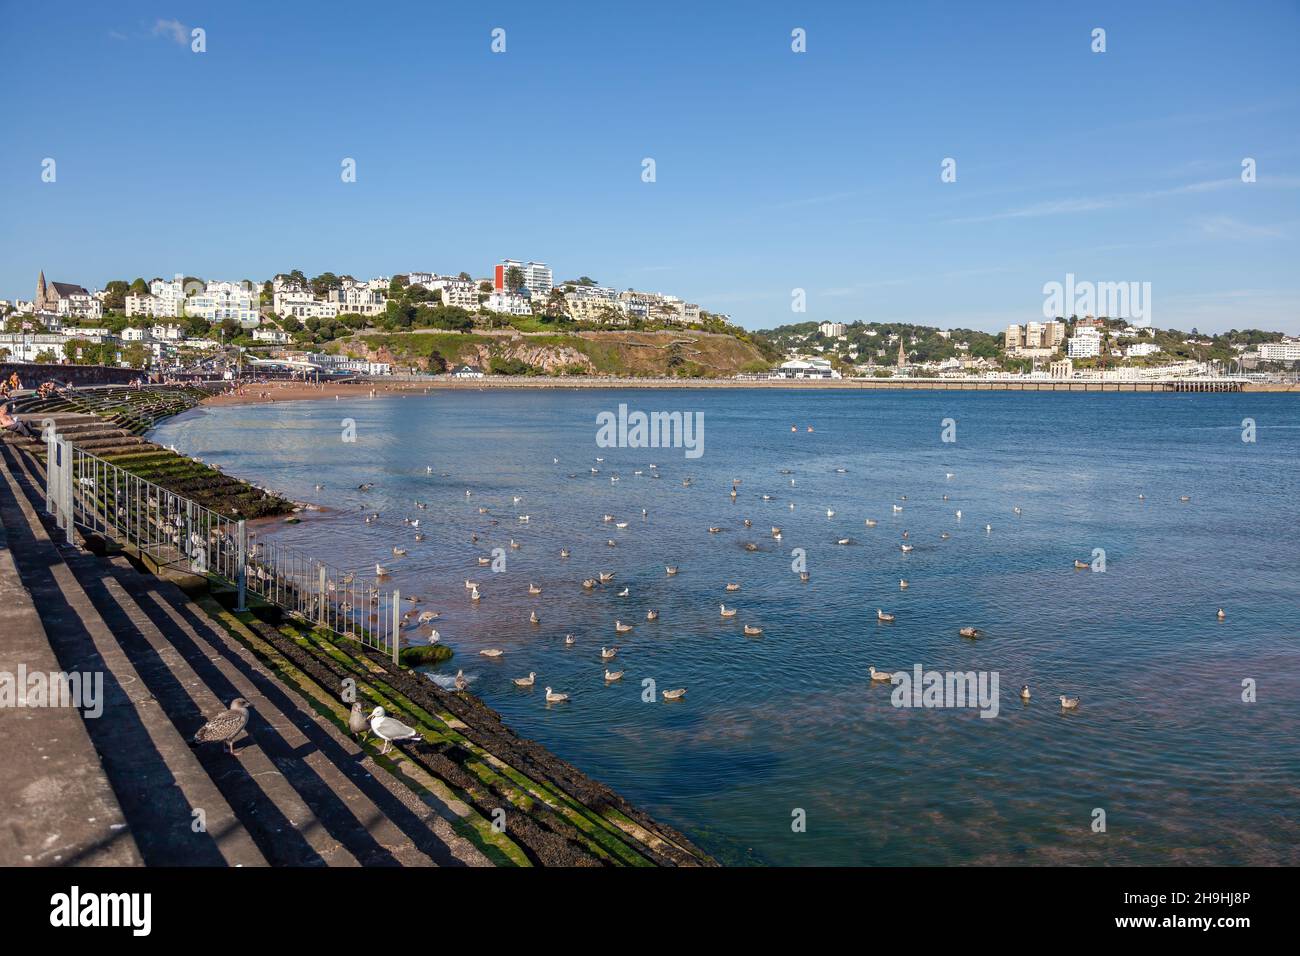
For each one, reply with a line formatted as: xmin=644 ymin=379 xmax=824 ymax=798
xmin=329 ymin=329 xmax=776 ymax=378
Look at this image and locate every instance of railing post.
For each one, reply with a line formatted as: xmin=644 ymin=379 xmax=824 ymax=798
xmin=235 ymin=519 xmax=247 ymax=612
xmin=318 ymin=564 xmax=327 ymax=626
xmin=45 ymin=427 xmax=56 ymax=515
xmin=63 ymin=441 xmax=74 ymax=545
xmin=391 ymin=589 xmax=401 ymax=665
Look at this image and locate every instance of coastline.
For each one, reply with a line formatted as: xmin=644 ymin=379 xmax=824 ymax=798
xmin=202 ymin=377 xmax=1295 ymax=408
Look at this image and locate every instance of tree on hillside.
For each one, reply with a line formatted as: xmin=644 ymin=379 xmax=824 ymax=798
xmin=311 ymin=273 xmax=342 ymax=296
xmin=129 ymin=277 xmax=149 ymax=295
xmin=103 ymin=280 xmax=129 ymax=311
xmin=426 ymin=350 xmax=447 ymax=374
xmin=504 ymin=266 xmax=525 ymax=292
xmin=546 ymin=287 xmax=568 ymax=317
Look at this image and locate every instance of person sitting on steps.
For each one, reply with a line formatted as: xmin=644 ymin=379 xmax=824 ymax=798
xmin=0 ymin=401 xmax=36 ymax=438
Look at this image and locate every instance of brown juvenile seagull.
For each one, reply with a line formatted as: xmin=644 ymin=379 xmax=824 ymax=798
xmin=348 ymin=701 xmax=370 ymax=739
xmin=194 ymin=698 xmax=252 ymax=755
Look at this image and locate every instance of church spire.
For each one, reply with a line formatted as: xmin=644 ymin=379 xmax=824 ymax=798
xmin=897 ymin=336 xmax=907 ymax=367
xmin=37 ymin=270 xmax=46 ymax=306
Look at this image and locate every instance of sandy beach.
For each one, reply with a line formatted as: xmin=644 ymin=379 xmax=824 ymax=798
xmin=201 ymin=376 xmax=1285 ymax=407
xmin=202 ymin=381 xmax=423 ymax=406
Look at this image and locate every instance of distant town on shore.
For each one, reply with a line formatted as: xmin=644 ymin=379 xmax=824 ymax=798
xmin=3 ymin=261 xmax=1298 ymax=384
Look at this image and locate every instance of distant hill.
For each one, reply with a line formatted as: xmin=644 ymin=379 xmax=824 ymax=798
xmin=755 ymin=320 xmax=1002 ymax=368
xmin=330 ymin=329 xmax=778 ymax=378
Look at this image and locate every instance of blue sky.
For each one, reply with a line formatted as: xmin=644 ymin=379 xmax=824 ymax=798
xmin=1 ymin=0 xmax=1297 ymax=333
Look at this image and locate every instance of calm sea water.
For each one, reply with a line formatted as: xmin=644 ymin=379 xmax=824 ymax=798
xmin=152 ymin=389 xmax=1300 ymax=865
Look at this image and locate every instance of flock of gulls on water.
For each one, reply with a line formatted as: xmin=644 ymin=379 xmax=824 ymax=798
xmin=231 ymin=422 xmax=1228 ymax=728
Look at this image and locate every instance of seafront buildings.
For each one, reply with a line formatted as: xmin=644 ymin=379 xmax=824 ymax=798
xmin=1005 ymin=320 xmax=1067 ymax=357
xmin=3 ymin=267 xmax=1296 ymax=382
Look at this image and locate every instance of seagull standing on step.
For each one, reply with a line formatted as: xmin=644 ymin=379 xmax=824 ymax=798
xmin=193 ymin=698 xmax=252 ymax=756
xmin=348 ymin=701 xmax=370 ymax=739
xmin=368 ymin=706 xmax=421 ymax=754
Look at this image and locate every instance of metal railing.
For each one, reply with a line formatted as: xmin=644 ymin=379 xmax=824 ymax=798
xmin=43 ymin=428 xmax=401 ymax=662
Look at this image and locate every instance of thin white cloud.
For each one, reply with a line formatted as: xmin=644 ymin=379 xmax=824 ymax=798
xmin=944 ymin=176 xmax=1300 ymax=225
xmin=151 ymin=18 xmax=189 ymax=46
xmin=1196 ymin=216 xmax=1288 ymax=240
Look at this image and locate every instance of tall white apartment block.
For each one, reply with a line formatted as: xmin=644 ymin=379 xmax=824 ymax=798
xmin=523 ymin=261 xmax=552 ymax=297
xmin=1067 ymin=327 xmax=1102 ymax=358
xmin=495 ymin=259 xmax=552 ymax=298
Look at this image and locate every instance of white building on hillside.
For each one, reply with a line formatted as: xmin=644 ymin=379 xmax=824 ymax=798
xmin=0 ymin=333 xmax=69 ymax=362
xmin=486 ymin=290 xmax=532 ymax=316
xmin=1259 ymin=339 xmax=1300 ymax=362
xmin=1067 ymin=328 xmax=1102 ymax=359
xmin=495 ymin=260 xmax=552 ymax=298
xmin=186 ymin=282 xmax=260 ymax=326
xmin=126 ymin=275 xmax=188 ymax=318
xmin=327 ymin=284 xmax=386 ymax=315
xmin=428 ymin=276 xmax=480 ymax=311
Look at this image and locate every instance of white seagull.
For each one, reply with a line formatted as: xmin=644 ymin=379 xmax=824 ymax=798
xmin=368 ymin=706 xmax=421 ymax=754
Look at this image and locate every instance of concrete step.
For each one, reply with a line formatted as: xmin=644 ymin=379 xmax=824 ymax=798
xmin=0 ymin=445 xmax=267 ymax=867
xmin=2 ymin=444 xmax=469 ymax=867
xmin=0 ymin=475 xmax=141 ymax=866
xmin=95 ymin=558 xmax=467 ymax=866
